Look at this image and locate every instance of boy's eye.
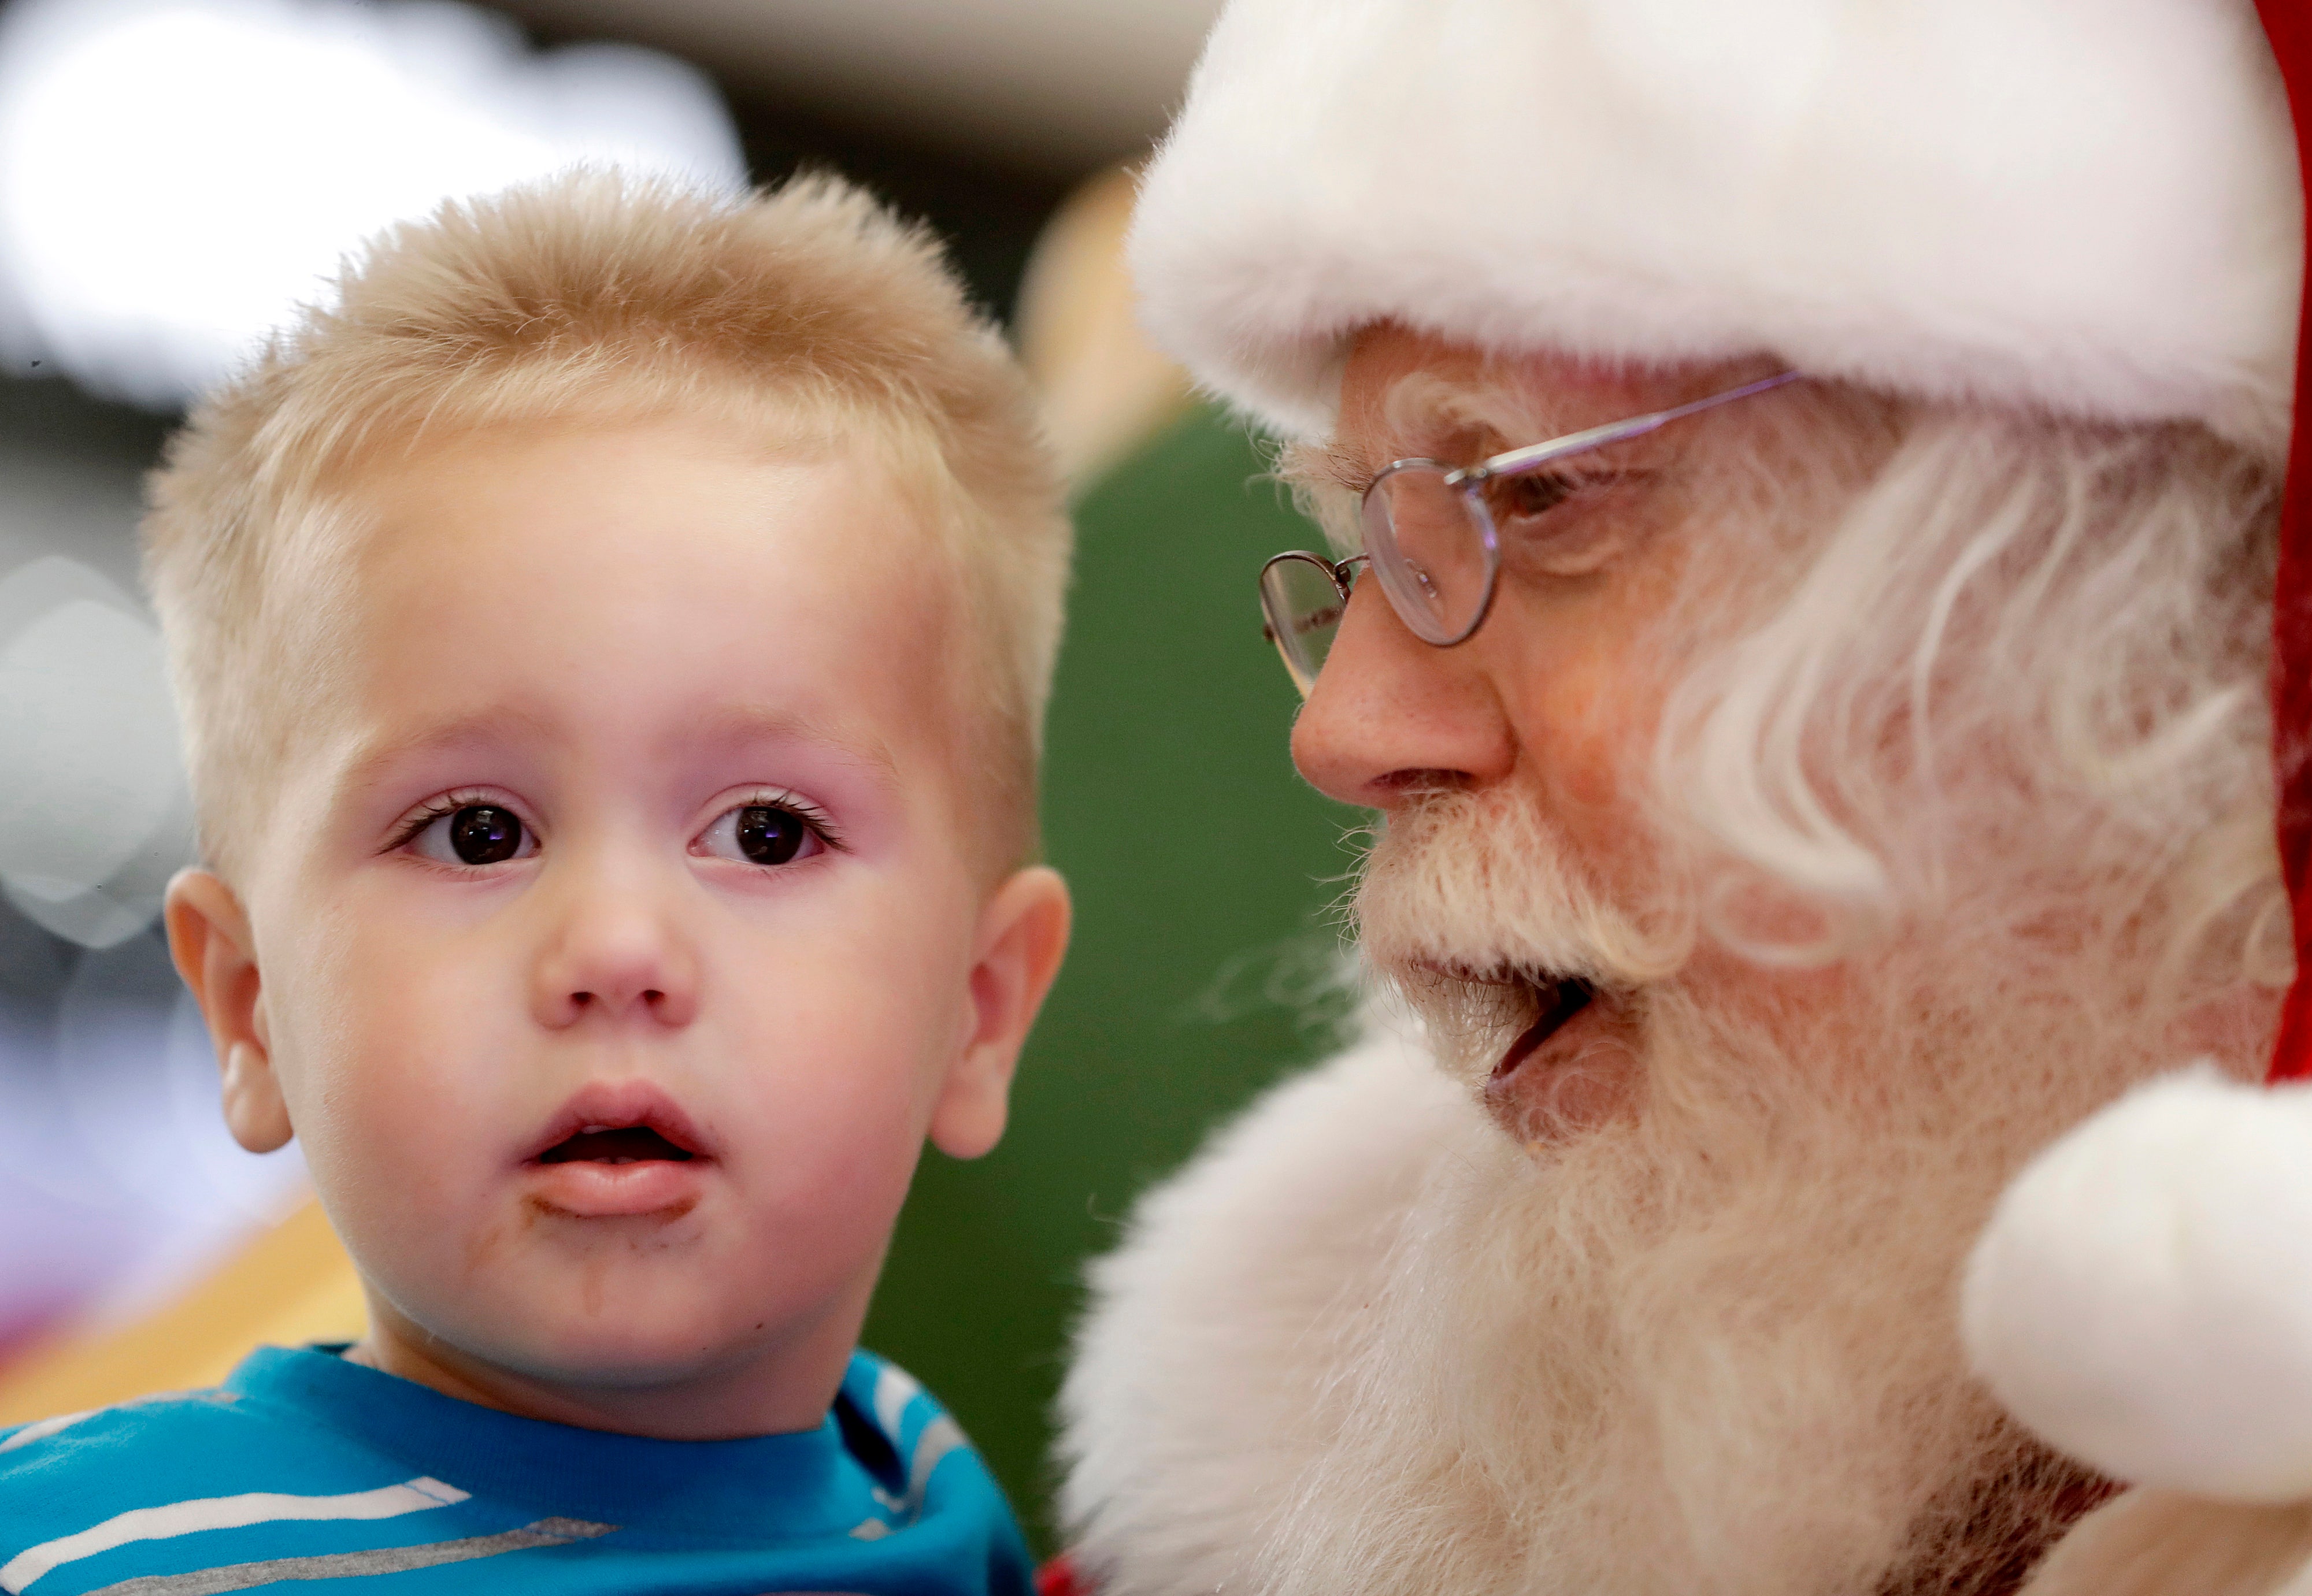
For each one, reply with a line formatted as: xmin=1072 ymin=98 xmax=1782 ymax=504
xmin=696 ymin=803 xmax=825 ymax=868
xmin=411 ymin=804 xmax=535 ymax=867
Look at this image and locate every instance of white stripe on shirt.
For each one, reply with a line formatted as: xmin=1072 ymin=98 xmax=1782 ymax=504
xmin=1 ymin=1476 xmax=469 ymax=1594
xmin=871 ymin=1364 xmax=922 ymax=1440
xmin=2 ymin=1393 xmax=204 ymax=1457
xmin=79 ymin=1516 xmax=612 ymax=1596
xmin=907 ymin=1416 xmax=964 ymax=1505
xmin=0 ymin=1412 xmax=100 ymax=1455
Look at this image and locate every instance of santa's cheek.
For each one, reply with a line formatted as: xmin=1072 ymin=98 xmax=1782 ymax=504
xmin=1507 ymin=647 xmax=1665 ymax=806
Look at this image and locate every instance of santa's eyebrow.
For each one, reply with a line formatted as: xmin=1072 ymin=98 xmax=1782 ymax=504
xmin=1280 ymin=375 xmax=1603 ymax=500
xmin=1276 ymin=437 xmax=1376 ymax=497
xmin=1380 ymin=373 xmax=1563 ymax=458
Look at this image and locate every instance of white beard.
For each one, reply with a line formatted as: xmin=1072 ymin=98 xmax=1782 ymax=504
xmin=1063 ymin=785 xmax=2163 ymax=1596
xmin=1240 ymin=990 xmax=2112 ymax=1596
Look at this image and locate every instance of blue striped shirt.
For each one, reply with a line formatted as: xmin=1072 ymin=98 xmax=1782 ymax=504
xmin=0 ymin=1344 xmax=1031 ymax=1595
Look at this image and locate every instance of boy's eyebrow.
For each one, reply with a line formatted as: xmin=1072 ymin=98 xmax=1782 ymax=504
xmin=691 ymin=705 xmax=902 ymax=789
xmin=334 ymin=706 xmax=905 ymax=797
xmin=335 ymin=709 xmax=560 ymax=797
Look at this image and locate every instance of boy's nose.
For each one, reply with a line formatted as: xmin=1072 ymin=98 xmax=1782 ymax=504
xmin=530 ymin=875 xmax=700 ymax=1030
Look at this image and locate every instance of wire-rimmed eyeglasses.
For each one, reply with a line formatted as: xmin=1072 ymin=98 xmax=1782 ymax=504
xmin=1258 ymin=369 xmax=1802 ymax=697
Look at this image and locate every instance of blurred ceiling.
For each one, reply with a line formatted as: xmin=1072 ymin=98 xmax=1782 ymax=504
xmin=492 ymin=0 xmax=1223 ymax=175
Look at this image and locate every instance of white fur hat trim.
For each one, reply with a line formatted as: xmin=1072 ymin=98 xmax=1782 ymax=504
xmin=1962 ymin=1066 xmax=2312 ymax=1502
xmin=1131 ymin=0 xmax=2303 ymax=450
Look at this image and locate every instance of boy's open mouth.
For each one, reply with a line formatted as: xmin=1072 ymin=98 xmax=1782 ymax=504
xmin=538 ymin=1125 xmax=694 ymax=1165
xmin=524 ymin=1082 xmax=711 ymax=1173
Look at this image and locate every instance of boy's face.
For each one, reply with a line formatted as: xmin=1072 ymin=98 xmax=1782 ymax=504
xmin=165 ymin=418 xmax=1068 ymax=1438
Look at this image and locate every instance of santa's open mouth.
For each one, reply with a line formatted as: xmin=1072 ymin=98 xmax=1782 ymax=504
xmin=1494 ymin=977 xmax=1597 ymax=1080
xmin=536 ymin=1125 xmax=695 ymax=1165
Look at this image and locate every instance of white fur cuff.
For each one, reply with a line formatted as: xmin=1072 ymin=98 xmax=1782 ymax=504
xmin=1963 ymin=1067 xmax=2312 ymax=1502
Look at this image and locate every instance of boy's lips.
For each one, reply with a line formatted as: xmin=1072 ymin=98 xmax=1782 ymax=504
xmin=523 ymin=1081 xmax=712 ymax=1218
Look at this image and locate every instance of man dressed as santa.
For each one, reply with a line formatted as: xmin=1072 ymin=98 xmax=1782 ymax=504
xmin=1057 ymin=2 xmax=2312 ymax=1593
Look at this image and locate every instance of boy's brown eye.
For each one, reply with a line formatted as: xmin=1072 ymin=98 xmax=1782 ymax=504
xmin=695 ymin=797 xmax=829 ymax=868
xmin=736 ymin=805 xmax=809 ymax=866
xmin=408 ymin=800 xmax=538 ymax=867
xmin=449 ymin=805 xmax=524 ymax=864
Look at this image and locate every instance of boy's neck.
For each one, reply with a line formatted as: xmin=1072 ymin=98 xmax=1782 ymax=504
xmin=344 ymin=1293 xmax=863 ymax=1440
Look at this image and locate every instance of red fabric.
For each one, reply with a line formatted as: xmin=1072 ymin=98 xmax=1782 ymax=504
xmin=1036 ymin=1552 xmax=1091 ymax=1596
xmin=2262 ymin=0 xmax=2312 ymax=1083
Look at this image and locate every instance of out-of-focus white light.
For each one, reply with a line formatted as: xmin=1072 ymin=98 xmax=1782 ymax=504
xmin=0 ymin=0 xmax=744 ymax=406
xmin=51 ymin=940 xmax=304 ymax=1222
xmin=0 ymin=929 xmax=306 ymax=1337
xmin=0 ymin=558 xmax=186 ymax=948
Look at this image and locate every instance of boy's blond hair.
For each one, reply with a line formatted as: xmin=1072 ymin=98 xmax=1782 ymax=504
xmin=144 ymin=168 xmax=1069 ymax=879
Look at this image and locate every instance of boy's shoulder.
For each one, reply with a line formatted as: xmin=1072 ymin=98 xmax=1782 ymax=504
xmin=0 ymin=1345 xmax=1031 ymax=1596
xmin=0 ymin=1372 xmax=382 ymax=1509
xmin=2 ymin=1382 xmax=254 ymax=1461
xmin=0 ymin=1353 xmax=467 ymax=1596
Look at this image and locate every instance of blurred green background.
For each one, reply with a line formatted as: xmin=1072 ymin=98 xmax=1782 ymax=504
xmin=862 ymin=404 xmax=1355 ymax=1551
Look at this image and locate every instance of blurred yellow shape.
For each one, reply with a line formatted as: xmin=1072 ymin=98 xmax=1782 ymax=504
xmin=1017 ymin=164 xmax=1192 ymax=491
xmin=0 ymin=1199 xmax=364 ymax=1427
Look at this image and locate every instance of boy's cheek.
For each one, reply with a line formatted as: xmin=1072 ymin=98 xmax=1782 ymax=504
xmin=267 ymin=954 xmax=525 ymax=1242
xmin=256 ymin=875 xmax=977 ymax=1337
xmin=294 ymin=1058 xmax=498 ymax=1245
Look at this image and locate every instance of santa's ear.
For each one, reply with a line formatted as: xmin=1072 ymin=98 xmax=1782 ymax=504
xmin=929 ymin=866 xmax=1072 ymax=1160
xmin=164 ymin=868 xmax=291 ymax=1153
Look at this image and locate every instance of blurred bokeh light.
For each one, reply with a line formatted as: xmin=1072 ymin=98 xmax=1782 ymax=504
xmin=0 ymin=0 xmax=743 ymax=405
xmin=487 ymin=0 xmax=1221 ymax=174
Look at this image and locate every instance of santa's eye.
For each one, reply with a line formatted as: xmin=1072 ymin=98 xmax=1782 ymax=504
xmin=695 ymin=801 xmax=829 ymax=868
xmin=1484 ymin=467 xmax=1636 ymax=576
xmin=409 ymin=804 xmax=535 ymax=866
xmin=1481 ymin=469 xmax=1583 ymax=528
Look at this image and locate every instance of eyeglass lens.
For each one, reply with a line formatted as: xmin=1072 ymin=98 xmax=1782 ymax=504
xmin=1259 ymin=554 xmax=1353 ymax=697
xmin=1362 ymin=465 xmax=1495 ymax=645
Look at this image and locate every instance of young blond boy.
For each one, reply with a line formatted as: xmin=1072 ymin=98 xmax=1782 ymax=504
xmin=0 ymin=170 xmax=1072 ymax=1595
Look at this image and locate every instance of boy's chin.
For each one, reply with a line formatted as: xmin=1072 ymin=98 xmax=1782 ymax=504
xmin=353 ymin=1208 xmax=880 ymax=1426
xmin=510 ymin=1338 xmax=762 ymax=1395
xmin=408 ymin=1281 xmax=806 ymax=1398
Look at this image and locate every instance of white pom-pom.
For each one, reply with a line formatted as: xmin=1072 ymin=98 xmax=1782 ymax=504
xmin=1962 ymin=1066 xmax=2312 ymax=1501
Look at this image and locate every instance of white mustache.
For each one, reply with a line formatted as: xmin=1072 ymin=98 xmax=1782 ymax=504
xmin=1351 ymin=786 xmax=1691 ymax=994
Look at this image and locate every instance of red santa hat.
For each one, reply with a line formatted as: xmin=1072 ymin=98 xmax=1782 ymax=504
xmin=1131 ymin=0 xmax=2312 ymax=1507
xmin=1130 ymin=0 xmax=2300 ymax=455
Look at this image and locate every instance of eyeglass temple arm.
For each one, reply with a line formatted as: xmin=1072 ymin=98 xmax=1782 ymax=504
xmin=1456 ymin=369 xmax=1803 ymax=485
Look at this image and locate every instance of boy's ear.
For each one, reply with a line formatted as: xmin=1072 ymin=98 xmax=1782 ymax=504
xmin=164 ymin=867 xmax=292 ymax=1154
xmin=929 ymin=865 xmax=1071 ymax=1161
